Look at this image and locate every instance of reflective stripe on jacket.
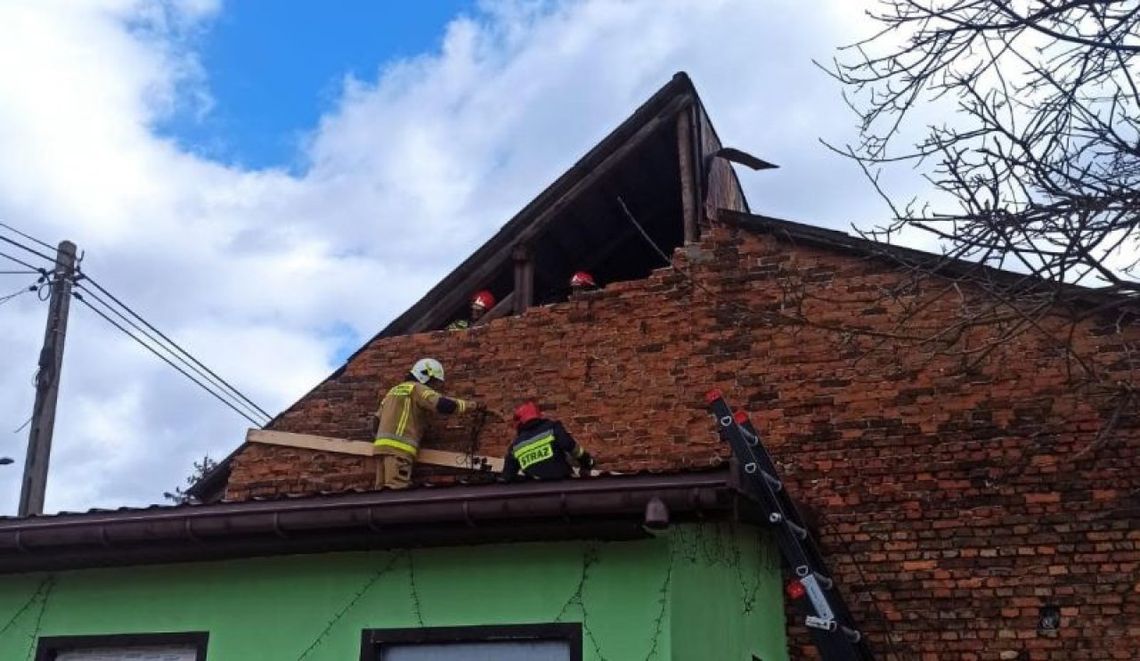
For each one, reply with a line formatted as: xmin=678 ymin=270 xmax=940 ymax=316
xmin=374 ymin=380 xmax=470 ymax=457
xmin=512 ymin=429 xmax=557 ymax=470
xmin=502 ymin=418 xmax=582 ymax=480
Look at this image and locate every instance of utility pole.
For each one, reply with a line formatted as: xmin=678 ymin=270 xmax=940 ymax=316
xmin=18 ymin=241 xmax=77 ymax=517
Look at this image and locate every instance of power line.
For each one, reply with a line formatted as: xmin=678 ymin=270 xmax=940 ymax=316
xmin=0 ymin=281 xmax=39 ymax=308
xmin=74 ymin=275 xmax=273 ymax=421
xmin=0 ymin=250 xmax=48 ymax=273
xmin=0 ymin=234 xmax=56 ymax=264
xmin=72 ymin=291 xmax=266 ymax=427
xmin=72 ymin=281 xmax=270 ymax=425
xmin=2 ymin=221 xmax=272 ymax=445
xmin=0 ymin=222 xmax=55 ymax=252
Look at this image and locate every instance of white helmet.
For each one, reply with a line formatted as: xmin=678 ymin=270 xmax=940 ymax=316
xmin=411 ymin=358 xmax=445 ymax=384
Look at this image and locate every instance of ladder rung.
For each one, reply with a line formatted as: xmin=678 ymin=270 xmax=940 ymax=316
xmin=812 ymin=571 xmax=833 ymax=590
xmin=708 ymin=392 xmax=870 ymax=658
xmin=768 ymin=512 xmax=808 ymax=539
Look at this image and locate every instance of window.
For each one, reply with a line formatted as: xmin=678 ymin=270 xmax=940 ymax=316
xmin=34 ymin=633 xmax=208 ymax=661
xmin=361 ymin=624 xmax=581 ymax=661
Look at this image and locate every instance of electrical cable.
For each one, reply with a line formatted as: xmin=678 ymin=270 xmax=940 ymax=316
xmin=0 ymin=281 xmax=39 ymax=308
xmin=72 ymin=291 xmax=265 ymax=426
xmin=616 ymin=196 xmax=675 ymax=267
xmin=0 ymin=250 xmax=48 ymax=273
xmin=0 ymin=235 xmax=56 ymax=264
xmin=72 ymin=282 xmax=270 ymax=425
xmin=0 ymin=222 xmax=55 ymax=252
xmin=74 ymin=275 xmax=274 ymax=421
xmin=1 ymin=270 xmax=37 ymax=275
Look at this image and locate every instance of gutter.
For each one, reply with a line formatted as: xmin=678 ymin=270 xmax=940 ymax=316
xmin=0 ymin=471 xmax=741 ymax=574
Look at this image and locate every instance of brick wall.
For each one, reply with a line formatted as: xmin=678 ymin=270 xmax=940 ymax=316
xmin=229 ymin=221 xmax=1139 ymax=659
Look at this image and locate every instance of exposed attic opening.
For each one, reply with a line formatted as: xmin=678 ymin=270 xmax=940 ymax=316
xmin=440 ymin=114 xmax=687 ymax=327
xmin=368 ymin=72 xmax=752 ymax=341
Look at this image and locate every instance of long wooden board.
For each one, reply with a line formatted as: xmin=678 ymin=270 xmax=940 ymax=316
xmin=246 ymin=429 xmax=504 ymax=472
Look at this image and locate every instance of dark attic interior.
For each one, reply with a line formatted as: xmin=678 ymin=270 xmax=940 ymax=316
xmin=374 ymin=72 xmax=762 ymax=339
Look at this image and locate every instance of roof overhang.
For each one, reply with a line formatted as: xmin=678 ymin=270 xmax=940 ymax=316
xmin=0 ymin=471 xmax=746 ymax=574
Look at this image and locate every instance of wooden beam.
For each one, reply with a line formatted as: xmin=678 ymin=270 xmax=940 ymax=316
xmin=403 ymin=94 xmax=693 ymax=334
xmin=677 ymin=107 xmax=699 ymax=243
xmin=246 ymin=429 xmax=504 ymax=472
xmin=512 ymin=244 xmax=534 ymax=314
xmin=473 ymin=291 xmax=514 ymax=326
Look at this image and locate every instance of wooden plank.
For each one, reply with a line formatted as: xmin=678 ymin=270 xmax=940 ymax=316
xmin=247 ymin=428 xmax=373 ymax=455
xmin=512 ymin=244 xmax=534 ymax=314
xmin=473 ymin=291 xmax=514 ymax=326
xmin=677 ymin=107 xmax=699 ymax=243
xmin=246 ymin=429 xmax=504 ymax=472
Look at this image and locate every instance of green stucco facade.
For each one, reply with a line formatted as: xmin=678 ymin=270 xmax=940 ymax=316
xmin=0 ymin=523 xmax=786 ymax=660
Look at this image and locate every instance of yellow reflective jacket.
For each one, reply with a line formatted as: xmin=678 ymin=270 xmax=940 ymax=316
xmin=374 ymin=381 xmax=473 ymax=457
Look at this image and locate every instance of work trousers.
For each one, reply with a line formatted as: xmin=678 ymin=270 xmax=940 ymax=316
xmin=374 ymin=450 xmax=413 ymax=490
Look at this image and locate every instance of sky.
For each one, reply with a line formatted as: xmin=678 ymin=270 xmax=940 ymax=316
xmin=0 ymin=0 xmax=916 ymax=514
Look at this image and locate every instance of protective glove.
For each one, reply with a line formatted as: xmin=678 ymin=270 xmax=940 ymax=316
xmin=577 ymin=451 xmax=595 ymax=475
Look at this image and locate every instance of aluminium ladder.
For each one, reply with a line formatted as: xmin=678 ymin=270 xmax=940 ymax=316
xmin=706 ymin=389 xmax=875 ymax=661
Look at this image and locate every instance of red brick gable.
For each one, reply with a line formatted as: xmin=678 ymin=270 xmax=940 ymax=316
xmin=227 ymin=219 xmax=1138 ymax=659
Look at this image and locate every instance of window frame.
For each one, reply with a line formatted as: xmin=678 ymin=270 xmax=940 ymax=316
xmin=34 ymin=632 xmax=209 ymax=661
xmin=359 ymin=623 xmax=582 ymax=661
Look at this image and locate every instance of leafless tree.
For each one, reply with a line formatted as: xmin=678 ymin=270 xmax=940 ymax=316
xmin=831 ymin=0 xmax=1139 ymax=291
xmin=820 ymin=0 xmax=1138 ymax=426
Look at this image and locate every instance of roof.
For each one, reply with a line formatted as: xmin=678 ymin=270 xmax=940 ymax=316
xmin=0 ymin=470 xmax=743 ymax=574
xmin=189 ymin=71 xmax=739 ymax=499
xmin=720 ymin=210 xmax=1137 ymax=311
xmin=372 ymin=71 xmax=701 ymax=340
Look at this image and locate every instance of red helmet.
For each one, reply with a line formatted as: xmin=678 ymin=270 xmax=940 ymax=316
xmin=471 ymin=290 xmax=496 ymax=310
xmin=570 ymin=271 xmax=596 ymax=288
xmin=513 ymin=401 xmax=542 ymax=428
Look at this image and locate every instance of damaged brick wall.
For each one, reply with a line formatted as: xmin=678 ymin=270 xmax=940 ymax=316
xmin=228 ymin=221 xmax=1138 ymax=659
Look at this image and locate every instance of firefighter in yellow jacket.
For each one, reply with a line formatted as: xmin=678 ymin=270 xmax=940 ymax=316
xmin=373 ymin=358 xmax=481 ymax=489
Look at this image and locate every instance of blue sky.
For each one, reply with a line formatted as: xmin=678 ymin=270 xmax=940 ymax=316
xmin=158 ymin=1 xmax=476 ymax=170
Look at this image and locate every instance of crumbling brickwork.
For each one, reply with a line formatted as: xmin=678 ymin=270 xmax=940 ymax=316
xmin=228 ymin=220 xmax=1139 ymax=659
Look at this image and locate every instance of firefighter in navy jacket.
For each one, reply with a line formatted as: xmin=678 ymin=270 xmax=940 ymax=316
xmin=502 ymin=401 xmax=594 ymax=480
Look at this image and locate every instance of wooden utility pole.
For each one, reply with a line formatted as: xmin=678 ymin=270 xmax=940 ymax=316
xmin=18 ymin=241 xmax=77 ymax=517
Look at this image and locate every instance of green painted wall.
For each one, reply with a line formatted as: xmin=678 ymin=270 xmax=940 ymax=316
xmin=670 ymin=524 xmax=788 ymax=661
xmin=0 ymin=524 xmax=784 ymax=660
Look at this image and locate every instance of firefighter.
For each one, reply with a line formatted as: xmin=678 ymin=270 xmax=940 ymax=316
xmin=373 ymin=358 xmax=482 ymax=489
xmin=447 ymin=290 xmax=495 ymax=330
xmin=569 ymin=270 xmax=598 ymax=294
xmin=502 ymin=401 xmax=594 ymax=481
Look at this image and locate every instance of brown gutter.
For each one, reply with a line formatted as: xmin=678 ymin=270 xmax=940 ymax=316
xmin=0 ymin=471 xmax=742 ymax=574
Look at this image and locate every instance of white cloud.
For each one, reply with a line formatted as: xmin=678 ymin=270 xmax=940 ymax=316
xmin=0 ymin=0 xmax=911 ymax=513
